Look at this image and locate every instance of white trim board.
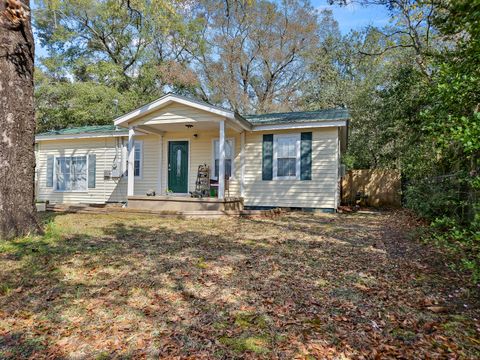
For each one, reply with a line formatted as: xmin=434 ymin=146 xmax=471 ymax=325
xmin=35 ymin=119 xmax=347 ymax=142
xmin=36 ymin=132 xmax=128 ymax=142
xmin=251 ymin=120 xmax=347 ymax=131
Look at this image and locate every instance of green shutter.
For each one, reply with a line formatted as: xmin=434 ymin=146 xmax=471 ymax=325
xmin=46 ymin=155 xmax=54 ymax=187
xmin=300 ymin=132 xmax=312 ymax=180
xmin=262 ymin=134 xmax=273 ymax=180
xmin=88 ymin=154 xmax=96 ymax=188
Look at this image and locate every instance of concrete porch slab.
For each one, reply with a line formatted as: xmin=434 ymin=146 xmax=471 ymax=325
xmin=127 ymin=196 xmax=244 ymax=212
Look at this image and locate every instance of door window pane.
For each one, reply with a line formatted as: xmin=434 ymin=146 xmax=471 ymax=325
xmin=176 ymin=148 xmax=182 ymax=177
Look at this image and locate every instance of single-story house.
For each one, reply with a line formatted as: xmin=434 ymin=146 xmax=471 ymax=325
xmin=35 ymin=93 xmax=348 ymax=212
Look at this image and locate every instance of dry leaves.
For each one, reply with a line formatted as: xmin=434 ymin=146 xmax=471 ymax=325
xmin=0 ymin=210 xmax=478 ymax=359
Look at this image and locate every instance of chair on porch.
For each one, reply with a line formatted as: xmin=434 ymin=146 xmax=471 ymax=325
xmin=224 ymin=175 xmax=230 ymax=198
xmin=209 ymin=175 xmax=230 ymax=198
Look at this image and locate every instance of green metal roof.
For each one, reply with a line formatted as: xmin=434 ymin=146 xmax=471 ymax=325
xmin=242 ymin=108 xmax=349 ymax=125
xmin=37 ymin=124 xmax=128 ymax=137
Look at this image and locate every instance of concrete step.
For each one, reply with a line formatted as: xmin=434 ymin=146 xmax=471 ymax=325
xmin=46 ymin=204 xmax=284 ymax=218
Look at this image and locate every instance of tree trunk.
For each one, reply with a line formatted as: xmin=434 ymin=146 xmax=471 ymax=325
xmin=0 ymin=0 xmax=39 ymax=239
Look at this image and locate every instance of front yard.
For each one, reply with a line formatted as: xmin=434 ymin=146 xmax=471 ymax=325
xmin=0 ymin=211 xmax=479 ymax=359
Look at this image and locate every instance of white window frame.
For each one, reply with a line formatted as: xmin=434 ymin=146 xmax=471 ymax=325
xmin=53 ymin=155 xmax=89 ymax=193
xmin=132 ymin=140 xmax=143 ymax=179
xmin=273 ymin=133 xmax=301 ymax=180
xmin=211 ymin=138 xmax=235 ymax=180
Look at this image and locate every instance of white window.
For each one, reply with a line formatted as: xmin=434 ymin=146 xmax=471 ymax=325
xmin=55 ymin=156 xmax=87 ymax=191
xmin=273 ymin=134 xmax=300 ymax=180
xmin=212 ymin=138 xmax=234 ymax=179
xmin=127 ymin=140 xmax=143 ymax=178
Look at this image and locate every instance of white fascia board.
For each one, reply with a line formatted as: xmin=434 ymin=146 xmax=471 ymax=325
xmin=113 ymin=94 xmax=236 ymax=127
xmin=35 ymin=132 xmax=128 ymax=142
xmin=251 ymin=120 xmax=347 ymax=131
xmin=233 ymin=113 xmax=253 ymax=131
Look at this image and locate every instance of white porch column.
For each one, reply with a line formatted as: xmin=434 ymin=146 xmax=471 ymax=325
xmin=240 ymin=131 xmax=245 ymax=197
xmin=127 ymin=127 xmax=135 ymax=197
xmin=218 ymin=120 xmax=225 ymax=199
xmin=157 ymin=134 xmax=163 ymax=195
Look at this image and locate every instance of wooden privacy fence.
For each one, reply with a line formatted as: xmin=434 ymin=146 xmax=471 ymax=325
xmin=341 ymin=169 xmax=402 ymax=208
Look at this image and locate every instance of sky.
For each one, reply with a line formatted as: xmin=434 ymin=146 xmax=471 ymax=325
xmin=312 ymin=0 xmax=391 ymax=34
xmin=33 ymin=0 xmax=392 ymax=60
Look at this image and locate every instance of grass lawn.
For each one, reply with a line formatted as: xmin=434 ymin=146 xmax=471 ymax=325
xmin=0 ymin=211 xmax=479 ymax=359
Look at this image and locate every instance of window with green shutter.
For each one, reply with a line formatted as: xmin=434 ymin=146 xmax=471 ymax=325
xmin=266 ymin=132 xmax=313 ymax=181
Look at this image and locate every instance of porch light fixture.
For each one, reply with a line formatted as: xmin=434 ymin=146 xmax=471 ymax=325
xmin=185 ymin=124 xmax=193 ymax=128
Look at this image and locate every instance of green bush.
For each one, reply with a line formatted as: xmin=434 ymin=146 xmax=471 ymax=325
xmin=405 ymin=173 xmax=479 ymax=284
xmin=429 ymin=216 xmax=480 ymax=284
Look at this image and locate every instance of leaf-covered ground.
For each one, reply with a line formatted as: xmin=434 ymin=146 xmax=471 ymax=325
xmin=0 ymin=211 xmax=479 ymax=359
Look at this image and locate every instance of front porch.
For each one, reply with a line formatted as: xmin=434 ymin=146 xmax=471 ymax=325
xmin=115 ymin=94 xmax=251 ymax=206
xmin=127 ymin=195 xmax=244 ymax=212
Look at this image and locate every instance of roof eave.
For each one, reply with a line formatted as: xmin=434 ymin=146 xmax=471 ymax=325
xmin=251 ymin=119 xmax=348 ymax=131
xmin=234 ymin=113 xmax=253 ymax=131
xmin=35 ymin=131 xmax=128 ymax=142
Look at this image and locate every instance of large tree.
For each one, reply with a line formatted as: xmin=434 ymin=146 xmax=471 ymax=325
xmin=0 ymin=0 xmax=39 ymax=239
xmin=34 ymin=0 xmax=335 ymax=128
xmin=34 ymin=0 xmax=202 ymax=132
xmin=191 ymin=0 xmax=321 ymax=113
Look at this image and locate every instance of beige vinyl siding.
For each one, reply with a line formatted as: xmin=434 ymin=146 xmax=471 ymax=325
xmin=243 ymin=128 xmax=339 ymax=209
xmin=36 ymin=125 xmax=339 ymax=208
xmin=133 ymin=134 xmax=161 ymax=196
xmin=36 ymin=138 xmax=127 ymax=204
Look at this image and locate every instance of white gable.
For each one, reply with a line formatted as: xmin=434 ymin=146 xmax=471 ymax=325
xmin=114 ymin=93 xmax=236 ymax=127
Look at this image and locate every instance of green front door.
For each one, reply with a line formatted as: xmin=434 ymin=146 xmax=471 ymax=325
xmin=168 ymin=141 xmax=188 ymax=193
